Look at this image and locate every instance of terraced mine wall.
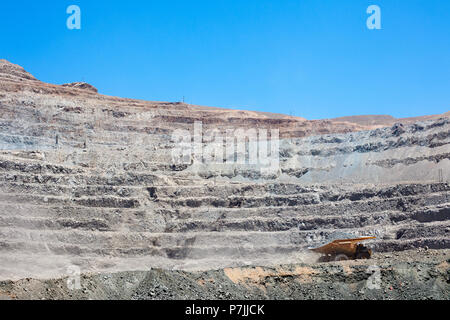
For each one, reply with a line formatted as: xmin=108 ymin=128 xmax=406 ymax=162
xmin=0 ymin=59 xmax=449 ymax=281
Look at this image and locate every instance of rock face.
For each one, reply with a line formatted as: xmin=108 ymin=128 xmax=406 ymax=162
xmin=61 ymin=82 xmax=98 ymax=93
xmin=0 ymin=59 xmax=449 ymax=282
xmin=0 ymin=59 xmax=37 ymax=81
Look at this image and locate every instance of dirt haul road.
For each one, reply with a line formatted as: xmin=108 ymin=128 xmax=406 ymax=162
xmin=0 ymin=249 xmax=448 ymax=300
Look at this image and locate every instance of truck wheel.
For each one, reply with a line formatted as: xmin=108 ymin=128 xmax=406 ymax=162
xmin=318 ymin=255 xmax=332 ymax=262
xmin=334 ymin=254 xmax=349 ymax=261
xmin=356 ymin=246 xmax=372 ymax=259
xmin=356 ymin=251 xmax=371 ymax=259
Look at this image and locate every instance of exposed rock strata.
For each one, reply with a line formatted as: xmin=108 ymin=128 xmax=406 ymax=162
xmin=0 ymin=60 xmax=448 ymax=284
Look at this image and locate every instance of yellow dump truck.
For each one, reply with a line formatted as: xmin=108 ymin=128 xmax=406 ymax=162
xmin=310 ymin=236 xmax=376 ymax=262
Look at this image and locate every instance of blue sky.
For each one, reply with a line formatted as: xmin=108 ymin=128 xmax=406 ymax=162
xmin=1 ymin=0 xmax=449 ymax=119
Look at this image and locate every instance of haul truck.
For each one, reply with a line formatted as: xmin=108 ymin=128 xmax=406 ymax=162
xmin=310 ymin=236 xmax=376 ymax=262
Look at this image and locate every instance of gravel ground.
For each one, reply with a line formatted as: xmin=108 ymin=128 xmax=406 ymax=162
xmin=1 ymin=249 xmax=448 ymax=300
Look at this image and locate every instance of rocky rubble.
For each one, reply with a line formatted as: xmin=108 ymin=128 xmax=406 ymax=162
xmin=0 ymin=249 xmax=448 ymax=300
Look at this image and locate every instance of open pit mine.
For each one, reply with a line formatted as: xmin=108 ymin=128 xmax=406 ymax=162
xmin=0 ymin=59 xmax=448 ymax=300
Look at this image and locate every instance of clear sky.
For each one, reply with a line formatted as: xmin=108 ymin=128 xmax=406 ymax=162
xmin=1 ymin=0 xmax=449 ymax=119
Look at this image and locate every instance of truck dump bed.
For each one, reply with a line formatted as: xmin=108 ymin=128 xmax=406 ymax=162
xmin=310 ymin=237 xmax=376 ymax=257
